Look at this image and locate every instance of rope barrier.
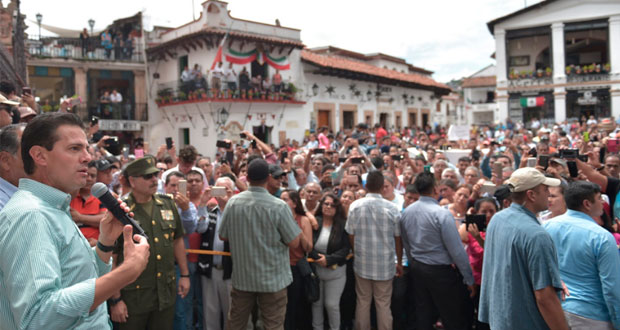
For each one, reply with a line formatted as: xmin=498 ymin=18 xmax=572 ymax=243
xmin=186 ymin=249 xmax=354 ymax=263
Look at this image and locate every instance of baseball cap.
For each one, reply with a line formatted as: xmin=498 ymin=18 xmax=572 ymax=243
xmin=0 ymin=94 xmax=19 ymax=106
xmin=268 ymin=164 xmax=285 ymax=178
xmin=247 ymin=158 xmax=269 ymax=181
xmin=506 ymin=167 xmax=560 ymax=192
xmin=94 ymin=159 xmax=113 ymax=171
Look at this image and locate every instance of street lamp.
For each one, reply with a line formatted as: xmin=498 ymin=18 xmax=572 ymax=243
xmin=88 ymin=19 xmax=95 ymax=35
xmin=217 ymin=107 xmax=229 ymax=126
xmin=36 ymin=13 xmax=42 ymax=55
xmin=312 ymin=83 xmax=319 ymax=96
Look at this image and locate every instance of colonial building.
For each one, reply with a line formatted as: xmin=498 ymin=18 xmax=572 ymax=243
xmin=488 ymin=0 xmax=620 ymax=125
xmin=26 ymin=12 xmax=147 ymax=134
xmin=144 ymin=0 xmax=449 ymax=155
xmin=462 ymin=65 xmax=497 ymax=126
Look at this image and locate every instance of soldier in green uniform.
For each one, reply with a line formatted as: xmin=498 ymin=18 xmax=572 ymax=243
xmin=109 ymin=156 xmax=191 ymax=329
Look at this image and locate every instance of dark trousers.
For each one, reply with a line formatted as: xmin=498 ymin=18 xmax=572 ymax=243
xmin=340 ymin=258 xmax=356 ymax=330
xmin=284 ymin=265 xmax=303 ymax=330
xmin=410 ymin=259 xmax=472 ymax=330
xmin=391 ymin=265 xmax=416 ymax=330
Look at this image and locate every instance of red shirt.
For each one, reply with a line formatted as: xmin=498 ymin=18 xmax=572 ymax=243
xmin=376 ymin=127 xmax=388 ymax=141
xmin=70 ymin=194 xmax=105 ymax=240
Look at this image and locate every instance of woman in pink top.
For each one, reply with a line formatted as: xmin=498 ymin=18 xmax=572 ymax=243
xmin=458 ymin=197 xmax=497 ymax=330
xmin=317 ymin=126 xmax=330 ymax=149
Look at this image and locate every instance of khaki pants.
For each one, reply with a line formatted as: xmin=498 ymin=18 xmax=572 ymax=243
xmin=354 ymin=274 xmax=393 ymax=330
xmin=226 ymin=287 xmax=287 ymax=330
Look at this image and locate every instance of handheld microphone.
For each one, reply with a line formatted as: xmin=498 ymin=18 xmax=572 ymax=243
xmin=91 ymin=182 xmax=148 ymax=240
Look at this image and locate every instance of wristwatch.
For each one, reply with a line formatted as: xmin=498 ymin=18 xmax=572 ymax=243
xmin=180 ymin=274 xmax=190 ymax=278
xmin=108 ymin=296 xmax=122 ymax=306
xmin=97 ymin=240 xmax=115 ymax=253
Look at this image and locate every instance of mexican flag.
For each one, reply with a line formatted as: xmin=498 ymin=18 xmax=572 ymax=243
xmin=225 ymin=48 xmax=257 ymax=65
xmin=210 ymin=34 xmax=227 ymax=70
xmin=264 ymin=52 xmax=290 ymax=70
xmin=520 ymin=96 xmax=545 ymax=108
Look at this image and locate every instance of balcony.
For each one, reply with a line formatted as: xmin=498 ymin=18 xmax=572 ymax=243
xmin=565 ymin=63 xmax=611 ymax=84
xmin=155 ymin=80 xmax=305 ymax=107
xmin=75 ymin=103 xmax=148 ymax=128
xmin=27 ymin=36 xmax=144 ymax=63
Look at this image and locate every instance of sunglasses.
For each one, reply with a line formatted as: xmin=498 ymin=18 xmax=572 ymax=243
xmin=323 ymin=202 xmax=337 ymax=208
xmin=136 ymin=172 xmax=157 ymax=180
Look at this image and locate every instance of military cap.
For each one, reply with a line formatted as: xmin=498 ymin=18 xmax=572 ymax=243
xmin=124 ymin=155 xmax=159 ymax=177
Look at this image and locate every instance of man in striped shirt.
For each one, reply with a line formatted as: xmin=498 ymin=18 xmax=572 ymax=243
xmin=345 ymin=170 xmax=403 ymax=330
xmin=0 ymin=113 xmax=150 ymax=329
xmin=219 ymin=158 xmax=301 ymax=330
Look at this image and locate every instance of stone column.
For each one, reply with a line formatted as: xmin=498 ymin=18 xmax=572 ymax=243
xmin=74 ymin=67 xmax=87 ymax=103
xmin=554 ymin=88 xmax=567 ymax=123
xmin=495 ymin=29 xmax=508 ymax=122
xmin=610 ymin=16 xmax=620 ymax=119
xmin=551 ymin=22 xmax=566 ymax=84
xmin=134 ymin=70 xmax=146 ymax=121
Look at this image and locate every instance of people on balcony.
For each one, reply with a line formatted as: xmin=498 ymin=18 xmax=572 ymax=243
xmin=79 ymin=28 xmax=89 ymax=58
xmin=239 ymin=67 xmax=250 ymax=92
xmin=224 ymin=63 xmax=237 ymax=93
xmin=101 ymin=30 xmax=113 ymax=59
xmin=273 ymin=70 xmax=283 ymax=93
xmin=211 ymin=62 xmax=224 ymax=97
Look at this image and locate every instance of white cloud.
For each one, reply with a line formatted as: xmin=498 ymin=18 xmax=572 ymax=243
xmin=21 ymin=0 xmax=543 ymax=82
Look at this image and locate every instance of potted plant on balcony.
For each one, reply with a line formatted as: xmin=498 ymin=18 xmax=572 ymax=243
xmin=248 ymin=89 xmax=254 ymax=100
xmin=575 ymin=66 xmax=582 ymax=75
xmin=509 ymin=68 xmax=516 ymax=79
xmin=241 ymin=89 xmax=246 ymax=99
xmin=536 ymin=69 xmax=543 ymax=78
xmin=604 ymin=63 xmax=611 ymax=72
xmin=177 ymin=91 xmax=187 ymax=102
xmin=260 ymin=91 xmax=266 ymax=100
xmin=200 ymin=89 xmax=207 ymax=99
xmin=566 ymin=65 xmax=572 ymax=75
xmin=155 ymin=97 xmax=162 ymax=105
xmin=595 ymin=64 xmax=601 ymax=73
xmin=545 ymin=67 xmax=552 ymax=77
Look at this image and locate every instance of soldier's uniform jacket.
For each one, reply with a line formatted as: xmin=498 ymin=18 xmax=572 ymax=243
xmin=114 ymin=192 xmax=185 ymax=312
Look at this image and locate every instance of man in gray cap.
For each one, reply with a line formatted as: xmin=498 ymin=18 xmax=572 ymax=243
xmin=267 ymin=164 xmax=285 ymax=197
xmin=479 ymin=167 xmax=568 ymax=330
xmin=219 ymin=158 xmax=301 ymax=330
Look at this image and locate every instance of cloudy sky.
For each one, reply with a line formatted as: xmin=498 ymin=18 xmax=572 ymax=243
xmin=20 ymin=0 xmax=543 ymax=82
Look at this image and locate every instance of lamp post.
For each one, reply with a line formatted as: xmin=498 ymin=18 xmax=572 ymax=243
xmin=36 ymin=13 xmax=42 ymax=55
xmin=312 ymin=83 xmax=319 ymax=97
xmin=217 ymin=107 xmax=229 ymax=127
xmin=88 ymin=19 xmax=95 ymax=35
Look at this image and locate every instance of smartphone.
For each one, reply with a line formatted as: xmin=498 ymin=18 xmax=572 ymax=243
xmin=135 ymin=148 xmax=144 ymax=158
xmin=493 ymin=161 xmax=503 ymax=178
xmin=528 ymin=147 xmax=538 ymax=158
xmin=351 ymin=157 xmax=364 ymax=164
xmin=527 ymin=157 xmax=537 ymax=168
xmin=465 ymin=214 xmax=487 ymax=232
xmin=216 ymin=140 xmax=231 ymax=149
xmin=480 ymin=182 xmax=497 ymax=195
xmin=338 ymin=157 xmax=347 ymax=163
xmin=178 ymin=179 xmax=187 ymax=196
xmin=423 ymin=164 xmax=432 ymax=173
xmin=281 ymin=150 xmax=288 ymax=160
xmin=240 ymin=133 xmax=247 ymax=139
xmin=165 ymin=137 xmax=173 ymax=150
xmin=211 ymin=186 xmax=226 ymax=197
xmin=560 ymin=149 xmax=578 ymax=159
xmin=90 ymin=116 xmax=99 ymax=126
xmin=391 ymin=155 xmax=403 ymax=161
xmin=472 ymin=149 xmax=481 ymax=160
xmin=251 ymin=140 xmax=257 ymax=148
xmin=22 ymin=87 xmax=31 ymax=95
xmin=122 ymin=147 xmax=129 ymax=159
xmin=538 ymin=155 xmax=550 ymax=169
xmin=577 ymin=154 xmax=588 ymax=162
xmin=314 ymin=148 xmax=325 ymax=154
xmin=567 ymin=161 xmax=578 ymax=178
xmin=607 ymin=139 xmax=619 ymax=153
xmin=600 ymin=147 xmax=606 ymax=164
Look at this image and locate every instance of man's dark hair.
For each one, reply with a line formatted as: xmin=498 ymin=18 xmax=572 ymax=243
xmin=365 ymin=170 xmax=384 ymax=193
xmin=370 ymin=156 xmax=384 ymax=169
xmin=163 ymin=156 xmax=174 ymax=165
xmin=458 ymin=156 xmax=471 ymax=163
xmin=405 ymin=184 xmax=418 ymax=195
xmin=0 ymin=123 xmax=25 ymax=156
xmin=413 ymin=171 xmax=436 ymax=196
xmin=186 ymin=169 xmax=203 ymax=180
xmin=564 ymin=181 xmax=600 ymax=211
xmin=321 ymin=164 xmax=335 ymax=175
xmin=165 ymin=171 xmax=185 ymax=185
xmin=247 ymin=154 xmax=262 ymax=165
xmin=220 ymin=172 xmax=236 ymax=183
xmin=22 ymin=113 xmax=84 ymax=175
xmin=178 ymin=145 xmax=198 ymax=164
xmin=87 ymin=160 xmax=98 ymax=169
xmin=0 ymin=81 xmax=15 ymax=96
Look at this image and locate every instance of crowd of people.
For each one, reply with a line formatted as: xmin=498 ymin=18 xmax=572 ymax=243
xmin=1 ymin=74 xmax=620 ymax=330
xmin=179 ymin=62 xmax=289 ymax=99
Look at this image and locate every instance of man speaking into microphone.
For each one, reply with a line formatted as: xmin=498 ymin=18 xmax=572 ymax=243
xmin=0 ymin=112 xmax=150 ymax=329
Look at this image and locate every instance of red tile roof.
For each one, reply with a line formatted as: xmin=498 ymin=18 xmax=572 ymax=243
xmin=461 ymin=76 xmax=496 ymax=88
xmin=301 ymin=50 xmax=450 ymax=93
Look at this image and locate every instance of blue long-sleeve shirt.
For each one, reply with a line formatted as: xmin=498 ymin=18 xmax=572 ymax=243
xmin=179 ymin=202 xmax=197 ymax=250
xmin=400 ymin=196 xmax=474 ymax=285
xmin=544 ymin=210 xmax=620 ymax=328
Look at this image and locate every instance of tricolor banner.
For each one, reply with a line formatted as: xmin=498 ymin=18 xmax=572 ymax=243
xmin=520 ymin=96 xmax=545 ymax=108
xmin=225 ymin=48 xmax=290 ymax=70
xmin=225 ymin=48 xmax=257 ymax=65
